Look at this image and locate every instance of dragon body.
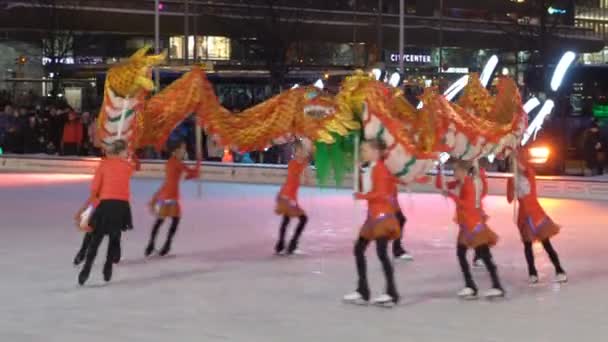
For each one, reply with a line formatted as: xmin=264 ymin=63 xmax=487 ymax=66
xmin=96 ymin=48 xmax=526 ymax=185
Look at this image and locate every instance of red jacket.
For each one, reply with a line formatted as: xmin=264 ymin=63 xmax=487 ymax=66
xmin=436 ymin=169 xmax=488 ymax=230
xmin=90 ymin=156 xmax=135 ymax=204
xmin=279 ymin=159 xmax=307 ymax=201
xmin=507 ymin=167 xmax=547 ymax=226
xmin=154 ymin=157 xmax=199 ymax=201
xmin=356 ymin=160 xmax=397 ymax=218
xmin=62 ymin=120 xmax=83 ymax=144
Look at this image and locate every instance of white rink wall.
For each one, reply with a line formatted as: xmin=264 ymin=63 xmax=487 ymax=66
xmin=1 ymin=154 xmax=608 ymax=201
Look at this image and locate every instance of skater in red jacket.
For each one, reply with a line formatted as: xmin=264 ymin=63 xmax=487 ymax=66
xmin=74 ymin=140 xmax=136 ymax=285
xmin=344 ymin=139 xmax=401 ymax=307
xmin=146 ymin=141 xmax=200 ymax=257
xmin=274 ymin=140 xmax=311 ymax=255
xmin=436 ymin=160 xmax=504 ymax=299
xmin=508 ymin=153 xmax=567 ymax=284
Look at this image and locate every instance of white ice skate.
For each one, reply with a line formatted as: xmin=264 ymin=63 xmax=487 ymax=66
xmin=483 ymin=288 xmax=505 ymax=299
xmin=287 ymin=249 xmax=306 ymax=256
xmin=396 ymin=252 xmax=414 ymax=261
xmin=343 ymin=292 xmax=369 ymax=305
xmin=473 ymin=259 xmax=485 ymax=268
xmin=457 ymin=287 xmax=478 ymax=300
xmin=528 ymin=275 xmax=539 ymax=285
xmin=371 ymin=294 xmax=397 ymax=308
xmin=554 ymin=273 xmax=568 ymax=284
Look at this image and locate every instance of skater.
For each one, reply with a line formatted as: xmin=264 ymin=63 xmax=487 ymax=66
xmin=508 ymin=153 xmax=567 ymax=284
xmin=344 ymin=139 xmax=401 ymax=307
xmin=274 ymin=140 xmax=311 ymax=255
xmin=436 ymin=160 xmax=504 ymax=299
xmin=73 ymin=148 xmax=110 ymax=266
xmin=74 ymin=139 xmax=136 ymax=285
xmin=360 ymin=159 xmax=412 ymax=260
xmin=146 ymin=141 xmax=199 ymax=257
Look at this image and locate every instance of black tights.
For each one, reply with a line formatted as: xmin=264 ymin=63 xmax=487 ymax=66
xmin=148 ymin=217 xmax=181 ymax=250
xmin=82 ymin=230 xmax=122 ymax=271
xmin=392 ymin=210 xmax=407 ymax=256
xmin=457 ymin=244 xmax=502 ymax=292
xmin=75 ymin=232 xmax=121 ymax=264
xmin=276 ymin=215 xmax=308 ymax=253
xmin=524 ymin=239 xmax=565 ymax=276
xmin=354 ymin=237 xmax=399 ymax=301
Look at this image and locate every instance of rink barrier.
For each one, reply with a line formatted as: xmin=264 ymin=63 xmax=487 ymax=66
xmin=1 ymin=155 xmax=608 ymax=201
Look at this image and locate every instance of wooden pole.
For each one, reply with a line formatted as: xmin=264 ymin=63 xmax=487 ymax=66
xmin=353 ymin=134 xmax=360 ymax=192
xmin=195 ymin=117 xmax=203 ymax=198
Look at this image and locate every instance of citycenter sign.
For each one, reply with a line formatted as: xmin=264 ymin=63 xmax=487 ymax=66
xmin=390 ymin=53 xmax=432 ymax=64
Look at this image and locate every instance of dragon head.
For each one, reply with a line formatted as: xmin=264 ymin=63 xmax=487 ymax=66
xmin=106 ymin=46 xmax=166 ymax=98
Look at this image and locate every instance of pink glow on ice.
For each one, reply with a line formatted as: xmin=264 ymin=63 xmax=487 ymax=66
xmin=0 ymin=173 xmax=91 ymax=187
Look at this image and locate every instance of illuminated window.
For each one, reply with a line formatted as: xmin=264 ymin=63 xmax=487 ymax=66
xmin=170 ymin=36 xmax=231 ymax=61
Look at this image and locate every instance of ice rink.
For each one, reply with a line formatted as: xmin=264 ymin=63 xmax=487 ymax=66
xmin=1 ymin=173 xmax=608 ymax=342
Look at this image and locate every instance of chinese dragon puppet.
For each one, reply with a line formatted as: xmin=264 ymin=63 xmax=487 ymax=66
xmin=96 ymin=46 xmax=527 ymax=185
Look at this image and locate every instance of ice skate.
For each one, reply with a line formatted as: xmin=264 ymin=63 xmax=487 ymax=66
xmin=528 ymin=275 xmax=539 ymax=285
xmin=78 ymin=265 xmax=91 ymax=286
xmin=73 ymin=252 xmax=85 ymax=266
xmin=144 ymin=243 xmax=155 ymax=257
xmin=472 ymin=259 xmax=485 ymax=268
xmin=343 ymin=292 xmax=369 ymax=305
xmin=286 ymin=248 xmax=305 ymax=256
xmin=483 ymin=287 xmax=505 ymax=299
xmin=286 ymin=240 xmax=302 ymax=256
xmin=555 ymin=273 xmax=568 ymax=284
xmin=395 ymin=251 xmax=414 ymax=261
xmin=457 ymin=287 xmax=478 ymax=300
xmin=274 ymin=241 xmax=285 ymax=255
xmin=103 ymin=262 xmax=113 ymax=282
xmin=158 ymin=243 xmax=172 ymax=257
xmin=371 ymin=294 xmax=398 ymax=308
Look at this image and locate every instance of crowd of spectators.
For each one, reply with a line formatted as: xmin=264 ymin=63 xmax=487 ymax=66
xmin=0 ymin=103 xmax=294 ymax=164
xmin=0 ymin=104 xmax=98 ymax=156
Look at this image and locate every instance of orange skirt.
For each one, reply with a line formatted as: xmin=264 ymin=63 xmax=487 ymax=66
xmin=359 ymin=214 xmax=401 ymax=241
xmin=156 ymin=200 xmax=181 ymax=218
xmin=275 ymin=196 xmax=305 ymax=217
xmin=517 ymin=215 xmax=560 ymax=243
xmin=458 ymin=223 xmax=498 ymax=249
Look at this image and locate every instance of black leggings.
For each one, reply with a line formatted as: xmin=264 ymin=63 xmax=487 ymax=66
xmin=354 ymin=237 xmax=399 ymax=301
xmin=75 ymin=232 xmax=92 ymax=259
xmin=457 ymin=244 xmax=502 ymax=291
xmin=76 ymin=232 xmax=121 ymax=263
xmin=148 ymin=217 xmax=181 ymax=248
xmin=392 ymin=209 xmax=407 ymax=256
xmin=82 ymin=230 xmax=122 ymax=271
xmin=524 ymin=239 xmax=565 ymax=276
xmin=277 ymin=215 xmax=308 ymax=252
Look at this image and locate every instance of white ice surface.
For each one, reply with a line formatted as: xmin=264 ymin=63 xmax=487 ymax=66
xmin=1 ymin=173 xmax=608 ymax=341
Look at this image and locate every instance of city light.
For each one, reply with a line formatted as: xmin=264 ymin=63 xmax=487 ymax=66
xmin=548 ymin=6 xmax=567 ymax=15
xmin=388 ymin=72 xmax=401 ymax=87
xmin=313 ymin=79 xmax=324 ymax=90
xmin=528 ymin=146 xmax=550 ymax=164
xmin=551 ymin=51 xmax=576 ymax=91
xmin=371 ymin=68 xmax=382 ymax=81
xmin=291 ymin=84 xmax=299 ymax=89
xmin=523 ymin=97 xmax=541 ymax=114
xmin=522 ymin=100 xmax=555 ymax=145
xmin=480 ymin=55 xmax=498 ymax=87
xmin=444 ymin=75 xmax=469 ymax=101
